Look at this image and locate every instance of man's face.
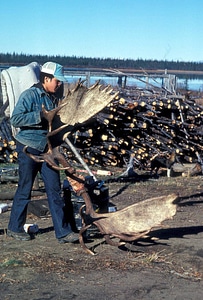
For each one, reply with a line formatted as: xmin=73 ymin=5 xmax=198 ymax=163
xmin=43 ymin=77 xmax=62 ymax=93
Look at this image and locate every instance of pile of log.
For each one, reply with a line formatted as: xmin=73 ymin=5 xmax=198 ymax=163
xmin=63 ymin=87 xmax=203 ymax=170
xmin=1 ymin=86 xmax=203 ymax=171
xmin=0 ymin=117 xmax=17 ymax=163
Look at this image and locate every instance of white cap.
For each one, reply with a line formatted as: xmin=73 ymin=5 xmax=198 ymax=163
xmin=41 ymin=62 xmax=66 ymax=82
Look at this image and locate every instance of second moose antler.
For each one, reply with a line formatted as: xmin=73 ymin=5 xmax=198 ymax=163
xmin=77 ymin=190 xmax=178 ymax=255
xmin=24 ymin=80 xmax=178 ymax=254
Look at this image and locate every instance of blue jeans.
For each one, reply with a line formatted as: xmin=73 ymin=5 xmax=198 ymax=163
xmin=8 ymin=142 xmax=72 ymax=239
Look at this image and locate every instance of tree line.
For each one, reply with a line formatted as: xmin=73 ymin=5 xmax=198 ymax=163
xmin=0 ymin=52 xmax=203 ymax=71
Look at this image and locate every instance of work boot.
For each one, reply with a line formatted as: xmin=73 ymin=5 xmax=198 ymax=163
xmin=7 ymin=229 xmax=31 ymax=241
xmin=58 ymin=231 xmax=79 ymax=244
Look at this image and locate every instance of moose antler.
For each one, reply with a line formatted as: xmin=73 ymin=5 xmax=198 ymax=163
xmin=24 ymin=80 xmax=119 ymax=170
xmin=47 ymin=80 xmax=120 ymax=139
xmin=77 ymin=191 xmax=178 ymax=255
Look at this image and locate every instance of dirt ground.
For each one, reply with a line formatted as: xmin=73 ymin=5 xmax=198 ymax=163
xmin=0 ymin=169 xmax=203 ymax=300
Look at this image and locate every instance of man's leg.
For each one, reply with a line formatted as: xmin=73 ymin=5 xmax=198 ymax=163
xmin=8 ymin=143 xmax=40 ymax=235
xmin=41 ymin=161 xmax=78 ymax=242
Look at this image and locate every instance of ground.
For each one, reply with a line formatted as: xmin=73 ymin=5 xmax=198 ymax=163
xmin=0 ymin=169 xmax=203 ymax=300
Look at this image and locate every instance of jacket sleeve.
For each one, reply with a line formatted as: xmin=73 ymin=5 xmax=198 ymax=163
xmin=10 ymin=89 xmax=42 ymax=128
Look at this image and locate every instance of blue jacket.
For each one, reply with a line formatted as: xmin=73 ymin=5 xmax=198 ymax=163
xmin=10 ymin=84 xmax=58 ymax=151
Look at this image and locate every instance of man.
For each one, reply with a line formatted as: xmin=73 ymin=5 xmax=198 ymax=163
xmin=7 ymin=62 xmax=79 ymax=243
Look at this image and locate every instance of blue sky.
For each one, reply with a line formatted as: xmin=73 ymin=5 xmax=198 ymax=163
xmin=0 ymin=0 xmax=202 ymax=62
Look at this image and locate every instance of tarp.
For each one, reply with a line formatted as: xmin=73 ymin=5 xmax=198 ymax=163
xmin=1 ymin=62 xmax=41 ymax=117
xmin=1 ymin=62 xmax=41 ymax=136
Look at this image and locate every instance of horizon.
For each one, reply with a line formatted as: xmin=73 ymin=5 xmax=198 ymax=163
xmin=0 ymin=52 xmax=202 ymax=64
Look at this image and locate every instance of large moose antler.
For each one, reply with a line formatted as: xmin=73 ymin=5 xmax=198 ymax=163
xmin=24 ymin=80 xmax=119 ymax=170
xmin=24 ymin=80 xmax=178 ymax=255
xmin=47 ymin=80 xmax=119 ymax=140
xmin=78 ymin=191 xmax=178 ymax=255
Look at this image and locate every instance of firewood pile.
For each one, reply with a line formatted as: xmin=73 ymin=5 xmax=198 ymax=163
xmin=1 ymin=87 xmax=203 ymax=171
xmin=63 ymin=87 xmax=203 ymax=170
xmin=0 ymin=117 xmax=17 ymax=163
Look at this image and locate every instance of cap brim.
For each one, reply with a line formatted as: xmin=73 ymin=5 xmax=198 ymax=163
xmin=55 ymin=75 xmax=67 ymax=82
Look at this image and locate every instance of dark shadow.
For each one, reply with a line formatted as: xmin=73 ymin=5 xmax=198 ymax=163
xmin=84 ymin=224 xmax=203 ymax=254
xmin=149 ymin=225 xmax=203 ymax=240
xmin=179 ymin=199 xmax=203 ymax=206
xmin=37 ymin=226 xmax=54 ymax=234
xmin=0 ymin=229 xmax=6 ymax=235
xmin=118 ymin=225 xmax=203 ymax=252
xmin=105 ymin=174 xmax=155 ymax=184
xmin=109 ymin=183 xmax=132 ymax=199
xmin=178 ymin=191 xmax=203 ymax=206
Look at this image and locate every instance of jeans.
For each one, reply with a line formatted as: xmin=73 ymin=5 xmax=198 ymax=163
xmin=8 ymin=142 xmax=72 ymax=239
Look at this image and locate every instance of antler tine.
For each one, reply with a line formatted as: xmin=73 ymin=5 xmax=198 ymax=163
xmin=78 ymin=78 xmax=86 ymax=86
xmin=72 ymin=78 xmax=87 ymax=92
xmin=46 ymin=123 xmax=71 ymax=137
xmin=101 ymin=85 xmax=114 ymax=94
xmin=42 ymin=102 xmax=67 ymax=132
xmin=23 ymin=146 xmax=45 ymax=163
xmin=23 ymin=145 xmax=76 ymax=171
xmin=87 ymin=80 xmax=100 ymax=91
xmin=87 ymin=83 xmax=119 ymax=99
xmin=101 ymin=85 xmax=120 ymax=98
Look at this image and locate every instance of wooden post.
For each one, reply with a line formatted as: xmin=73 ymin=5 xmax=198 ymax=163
xmin=123 ymin=76 xmax=127 ymax=88
xmin=86 ymin=71 xmax=90 ymax=87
